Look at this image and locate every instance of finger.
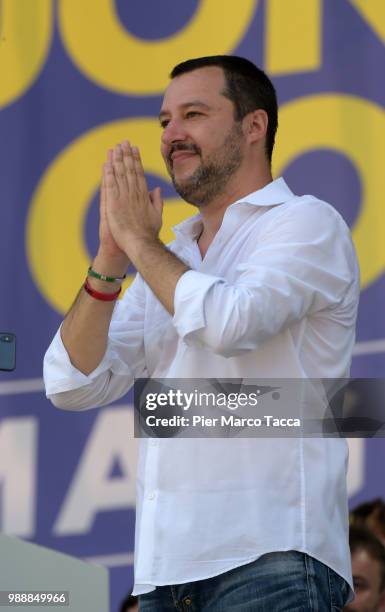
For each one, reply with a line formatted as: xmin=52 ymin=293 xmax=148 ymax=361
xmin=100 ymin=172 xmax=105 ymax=210
xmin=108 ymin=149 xmax=113 ymax=163
xmin=100 ymin=173 xmax=107 ymax=220
xmin=103 ymin=162 xmax=119 ymax=199
xmin=99 ymin=173 xmax=110 ymax=240
xmin=112 ymin=144 xmax=128 ymax=193
xmin=121 ymin=140 xmax=137 ymax=191
xmin=132 ymin=146 xmax=148 ymax=193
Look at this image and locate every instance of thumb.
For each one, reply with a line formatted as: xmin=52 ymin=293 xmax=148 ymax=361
xmin=149 ymin=186 xmax=163 ymax=214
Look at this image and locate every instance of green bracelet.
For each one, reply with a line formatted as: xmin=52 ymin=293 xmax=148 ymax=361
xmin=88 ymin=266 xmax=126 ymax=283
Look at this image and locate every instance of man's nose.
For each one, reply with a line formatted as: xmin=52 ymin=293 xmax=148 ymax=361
xmin=161 ymin=119 xmax=187 ymax=146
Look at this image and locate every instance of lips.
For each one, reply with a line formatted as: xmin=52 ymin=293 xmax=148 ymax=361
xmin=171 ymin=151 xmax=197 ymax=163
xmin=168 ymin=145 xmax=200 ymax=166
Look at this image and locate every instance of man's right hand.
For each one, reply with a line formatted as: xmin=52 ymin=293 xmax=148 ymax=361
xmin=60 ymin=151 xmax=130 ymax=376
xmin=96 ymin=150 xmax=131 ymax=275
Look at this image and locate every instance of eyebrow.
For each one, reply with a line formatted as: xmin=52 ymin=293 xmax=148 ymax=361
xmin=158 ymin=101 xmax=212 ymax=121
xmin=353 ymin=575 xmax=369 ymax=586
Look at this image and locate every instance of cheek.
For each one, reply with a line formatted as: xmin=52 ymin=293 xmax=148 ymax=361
xmin=160 ymin=143 xmax=169 ymax=163
xmin=356 ymin=588 xmax=376 ymax=608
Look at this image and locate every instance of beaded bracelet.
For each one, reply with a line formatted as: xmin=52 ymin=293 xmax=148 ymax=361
xmin=84 ymin=278 xmax=121 ymax=301
xmin=88 ymin=266 xmax=126 ymax=283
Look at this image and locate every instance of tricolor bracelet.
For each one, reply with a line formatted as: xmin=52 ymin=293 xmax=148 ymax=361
xmin=84 ymin=278 xmax=121 ymax=301
xmin=87 ymin=266 xmax=126 ymax=283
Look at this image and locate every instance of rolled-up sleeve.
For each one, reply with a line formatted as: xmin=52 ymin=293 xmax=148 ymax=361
xmin=44 ymin=274 xmax=148 ymax=410
xmin=172 ymin=200 xmax=358 ymax=358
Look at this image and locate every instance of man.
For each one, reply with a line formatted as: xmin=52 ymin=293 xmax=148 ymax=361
xmin=44 ymin=56 xmax=359 ymax=609
xmin=344 ymin=527 xmax=385 ymax=611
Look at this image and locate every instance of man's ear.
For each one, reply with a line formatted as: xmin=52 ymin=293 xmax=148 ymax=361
xmin=243 ymin=109 xmax=268 ymax=145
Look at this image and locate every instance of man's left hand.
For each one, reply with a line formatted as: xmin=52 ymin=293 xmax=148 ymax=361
xmin=103 ymin=141 xmax=163 ymax=257
xmin=102 ymin=140 xmax=189 ymax=314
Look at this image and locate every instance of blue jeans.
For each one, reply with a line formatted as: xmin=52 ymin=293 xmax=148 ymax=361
xmin=138 ymin=551 xmax=350 ymax=611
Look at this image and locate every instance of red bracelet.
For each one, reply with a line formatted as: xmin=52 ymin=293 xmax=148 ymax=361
xmin=83 ymin=278 xmax=121 ymax=301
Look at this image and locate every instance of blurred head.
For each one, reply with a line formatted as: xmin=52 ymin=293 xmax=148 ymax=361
xmin=159 ymin=55 xmax=278 ymax=206
xmin=344 ymin=526 xmax=385 ymax=612
xmin=119 ymin=594 xmax=138 ymax=612
xmin=350 ymin=499 xmax=385 ymax=547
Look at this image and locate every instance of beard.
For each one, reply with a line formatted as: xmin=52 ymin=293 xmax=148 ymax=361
xmin=168 ymin=122 xmax=244 ymax=207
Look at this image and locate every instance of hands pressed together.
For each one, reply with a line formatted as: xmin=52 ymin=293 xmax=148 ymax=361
xmin=99 ymin=141 xmax=163 ymax=265
xmin=93 ymin=140 xmax=188 ymax=314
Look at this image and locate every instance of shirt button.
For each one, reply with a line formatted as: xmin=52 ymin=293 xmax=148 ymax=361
xmin=148 ymin=492 xmax=156 ymax=500
xmin=184 ymin=596 xmax=192 ymax=606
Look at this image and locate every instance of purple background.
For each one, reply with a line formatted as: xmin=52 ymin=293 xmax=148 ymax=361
xmin=0 ymin=1 xmax=384 ymax=609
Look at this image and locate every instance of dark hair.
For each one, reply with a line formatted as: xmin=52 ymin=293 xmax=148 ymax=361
xmin=350 ymin=526 xmax=385 ymax=590
xmin=350 ymin=498 xmax=385 ymax=539
xmin=119 ymin=594 xmax=138 ymax=612
xmin=170 ymin=55 xmax=278 ymax=164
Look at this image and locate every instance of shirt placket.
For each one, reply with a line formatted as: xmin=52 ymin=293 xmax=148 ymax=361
xmin=135 ymin=438 xmax=161 ymax=582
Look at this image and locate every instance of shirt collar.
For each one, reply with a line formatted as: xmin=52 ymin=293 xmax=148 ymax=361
xmin=234 ymin=176 xmax=295 ymax=206
xmin=172 ymin=177 xmax=295 ymax=239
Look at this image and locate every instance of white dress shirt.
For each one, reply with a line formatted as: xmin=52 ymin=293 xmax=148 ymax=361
xmin=44 ymin=178 xmax=360 ymax=599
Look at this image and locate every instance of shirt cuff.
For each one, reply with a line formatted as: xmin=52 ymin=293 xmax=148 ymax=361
xmin=172 ymin=270 xmax=222 ymax=342
xmin=43 ymin=326 xmax=132 ymax=395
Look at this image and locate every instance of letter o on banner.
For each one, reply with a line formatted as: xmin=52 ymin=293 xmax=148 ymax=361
xmin=58 ymin=0 xmax=258 ymax=94
xmin=274 ymin=94 xmax=385 ymax=290
xmin=0 ymin=0 xmax=52 ymax=109
xmin=26 ymin=119 xmax=194 ymax=314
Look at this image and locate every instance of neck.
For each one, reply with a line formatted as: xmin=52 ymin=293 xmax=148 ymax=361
xmin=198 ymin=164 xmax=273 ymax=241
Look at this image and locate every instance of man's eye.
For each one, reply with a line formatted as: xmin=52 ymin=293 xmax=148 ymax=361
xmin=160 ymin=120 xmax=169 ymax=129
xmin=186 ymin=111 xmax=201 ymax=118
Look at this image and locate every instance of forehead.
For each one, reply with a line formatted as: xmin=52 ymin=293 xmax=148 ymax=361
xmin=161 ymin=66 xmax=228 ymax=112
